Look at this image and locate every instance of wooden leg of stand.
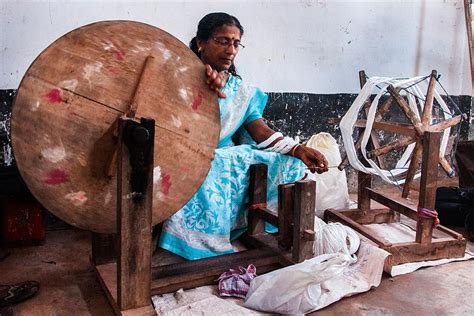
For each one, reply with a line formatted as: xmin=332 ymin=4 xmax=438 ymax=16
xmin=248 ymin=164 xmax=267 ymax=235
xmin=358 ymin=171 xmax=371 ymax=212
xmin=293 ymin=180 xmax=316 ymax=263
xmin=92 ymin=233 xmax=116 ymax=265
xmin=416 ymin=131 xmax=440 ymax=244
xmin=117 ymin=118 xmax=153 ymax=311
xmin=278 ymin=184 xmax=295 ymax=250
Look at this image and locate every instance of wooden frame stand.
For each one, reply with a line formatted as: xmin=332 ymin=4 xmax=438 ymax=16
xmin=91 ymin=117 xmax=317 ymax=315
xmin=326 ymin=131 xmax=467 ymax=272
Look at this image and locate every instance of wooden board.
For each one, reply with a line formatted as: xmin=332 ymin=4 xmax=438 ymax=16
xmin=11 ymin=21 xmax=220 ymax=233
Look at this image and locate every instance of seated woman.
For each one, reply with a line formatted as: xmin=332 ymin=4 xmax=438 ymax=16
xmin=159 ymin=12 xmax=328 ymax=260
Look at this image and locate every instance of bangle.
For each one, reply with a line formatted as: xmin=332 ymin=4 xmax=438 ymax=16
xmin=291 ymin=144 xmax=301 ymax=157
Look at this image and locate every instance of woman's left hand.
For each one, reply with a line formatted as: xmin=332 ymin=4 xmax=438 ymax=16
xmin=204 ymin=64 xmax=228 ymax=98
xmin=292 ymin=145 xmax=329 ymax=174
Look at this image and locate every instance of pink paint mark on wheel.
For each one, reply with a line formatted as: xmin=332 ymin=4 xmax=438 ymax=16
xmin=110 ymin=40 xmax=125 ymax=61
xmin=44 ymin=169 xmax=69 ymax=185
xmin=114 ymin=49 xmax=125 ymax=61
xmin=161 ymin=174 xmax=172 ymax=195
xmin=45 ymin=88 xmax=63 ymax=103
xmin=191 ymin=93 xmax=203 ymax=111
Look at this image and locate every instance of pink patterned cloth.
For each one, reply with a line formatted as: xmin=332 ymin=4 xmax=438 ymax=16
xmin=217 ymin=264 xmax=257 ymax=298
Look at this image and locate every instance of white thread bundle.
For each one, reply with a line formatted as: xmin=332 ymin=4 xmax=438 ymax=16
xmin=339 ymin=76 xmax=452 ymax=185
xmin=314 ymin=217 xmax=360 ymax=262
xmin=256 ymin=132 xmax=298 ymax=154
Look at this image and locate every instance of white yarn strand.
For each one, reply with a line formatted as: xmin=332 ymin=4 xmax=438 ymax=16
xmin=256 ymin=132 xmax=283 ymax=149
xmin=265 ymin=136 xmax=298 ymax=154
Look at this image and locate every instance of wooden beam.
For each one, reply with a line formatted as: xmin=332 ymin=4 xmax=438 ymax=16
xmin=430 ymin=115 xmax=464 ymax=132
xmin=416 ymin=131 xmax=440 ymax=243
xmin=387 ymin=85 xmax=424 ymax=136
xmin=126 ymin=55 xmax=156 ymax=119
xmin=292 ymin=180 xmax=316 ymax=262
xmin=355 ymin=120 xmax=416 ymax=137
xmin=150 ymin=248 xmax=281 ymax=295
xmin=421 ymin=70 xmax=437 ymax=126
xmin=252 ymin=207 xmax=278 ymax=227
xmin=436 ymin=225 xmax=465 ymax=240
xmin=367 ymin=136 xmax=415 ymax=159
xmin=402 ymin=140 xmax=423 ymax=198
xmin=248 ymin=164 xmax=267 ymax=235
xmin=439 ymin=156 xmax=455 ymax=177
xmin=366 ymin=188 xmax=418 ymax=221
xmin=278 ymin=184 xmax=295 ymax=250
xmin=330 ymin=208 xmax=400 ymax=225
xmin=325 ymin=209 xmax=392 ymax=247
xmin=358 ymin=173 xmax=372 ymax=211
xmin=383 ymin=238 xmax=466 ymax=267
xmin=117 ymin=118 xmax=153 ymax=311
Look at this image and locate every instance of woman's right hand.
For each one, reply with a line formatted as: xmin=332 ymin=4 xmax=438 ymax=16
xmin=205 ymin=64 xmax=228 ymax=98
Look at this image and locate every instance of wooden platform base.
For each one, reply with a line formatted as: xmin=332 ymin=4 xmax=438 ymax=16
xmin=327 ymin=131 xmax=467 ymax=273
xmin=326 ymin=207 xmax=466 ymax=272
xmin=92 ymin=161 xmax=317 ymax=315
xmin=95 ymin=244 xmax=284 ymax=297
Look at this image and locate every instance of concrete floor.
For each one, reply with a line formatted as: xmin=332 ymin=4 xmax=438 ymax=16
xmin=1 ymin=223 xmax=473 ymax=315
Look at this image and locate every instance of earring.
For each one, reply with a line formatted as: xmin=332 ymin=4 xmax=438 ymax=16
xmin=198 ymin=47 xmax=202 ymax=53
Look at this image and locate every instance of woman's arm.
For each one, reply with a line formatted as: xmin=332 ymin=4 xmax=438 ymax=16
xmin=246 ymin=119 xmax=329 ymax=174
xmin=202 ymin=64 xmax=328 ymax=174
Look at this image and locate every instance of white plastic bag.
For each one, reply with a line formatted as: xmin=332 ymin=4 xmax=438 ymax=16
xmin=243 ymin=253 xmax=352 ymax=315
xmin=305 ymin=133 xmax=350 ymax=217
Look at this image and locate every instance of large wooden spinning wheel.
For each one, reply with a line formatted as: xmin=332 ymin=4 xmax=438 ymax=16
xmin=11 ymin=21 xmax=220 ymax=233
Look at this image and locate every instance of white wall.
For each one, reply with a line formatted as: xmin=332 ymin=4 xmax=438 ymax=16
xmin=1 ymin=0 xmax=471 ymax=95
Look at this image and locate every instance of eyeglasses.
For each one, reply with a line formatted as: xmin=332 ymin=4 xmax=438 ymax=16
xmin=212 ymin=37 xmax=245 ymax=50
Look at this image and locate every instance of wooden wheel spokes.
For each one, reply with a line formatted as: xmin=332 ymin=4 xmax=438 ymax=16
xmin=340 ymin=69 xmax=462 ymax=197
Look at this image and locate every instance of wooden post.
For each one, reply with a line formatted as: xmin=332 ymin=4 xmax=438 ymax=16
xmin=117 ymin=117 xmax=154 ymax=310
xmin=248 ymin=164 xmax=267 ymax=235
xmin=292 ymin=180 xmax=316 ymax=262
xmin=358 ymin=171 xmax=371 ymax=212
xmin=415 ymin=131 xmax=440 ymax=244
xmin=278 ymin=184 xmax=295 ymax=250
xmin=357 ymin=71 xmax=374 ymax=212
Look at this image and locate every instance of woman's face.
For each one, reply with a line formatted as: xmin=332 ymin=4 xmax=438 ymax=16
xmin=198 ymin=25 xmax=242 ymax=72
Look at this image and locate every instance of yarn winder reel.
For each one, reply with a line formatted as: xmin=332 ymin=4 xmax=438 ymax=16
xmin=326 ymin=70 xmax=467 ymax=272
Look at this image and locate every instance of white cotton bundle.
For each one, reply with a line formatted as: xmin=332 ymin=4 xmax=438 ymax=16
xmin=255 ymin=132 xmax=298 ymax=154
xmin=314 ymin=217 xmax=360 ymax=262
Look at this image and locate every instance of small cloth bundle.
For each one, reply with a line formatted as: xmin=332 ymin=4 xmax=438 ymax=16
xmin=217 ymin=264 xmax=256 ymax=298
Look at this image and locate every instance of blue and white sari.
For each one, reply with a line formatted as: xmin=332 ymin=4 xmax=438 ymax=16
xmin=159 ymin=75 xmax=305 ymax=260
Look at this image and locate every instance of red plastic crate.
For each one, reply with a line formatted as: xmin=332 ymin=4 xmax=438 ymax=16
xmin=1 ymin=197 xmax=45 ymax=244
